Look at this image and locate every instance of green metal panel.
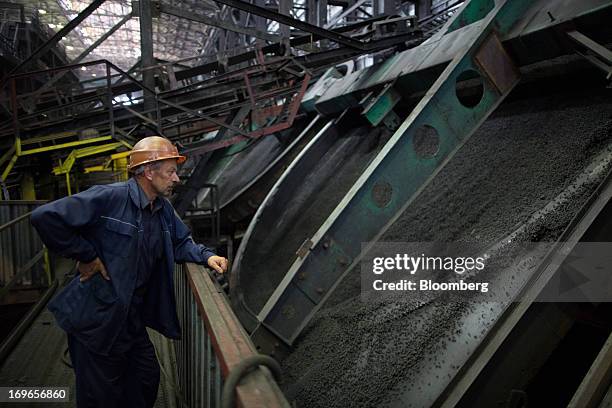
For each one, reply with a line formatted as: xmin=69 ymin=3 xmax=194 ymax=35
xmin=446 ymin=0 xmax=495 ymax=34
xmin=253 ymin=0 xmax=530 ymax=346
xmin=362 ymin=84 xmax=401 ymax=127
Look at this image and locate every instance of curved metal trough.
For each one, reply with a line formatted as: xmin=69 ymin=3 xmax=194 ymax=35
xmin=230 ymin=115 xmax=393 ymax=332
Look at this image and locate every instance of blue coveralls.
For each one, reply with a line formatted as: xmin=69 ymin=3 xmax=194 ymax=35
xmin=31 ymin=177 xmax=216 ymax=408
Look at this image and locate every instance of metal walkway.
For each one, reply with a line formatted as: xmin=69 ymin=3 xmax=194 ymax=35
xmin=0 ymin=296 xmax=177 ymax=408
xmin=0 ymin=258 xmax=76 ymax=407
xmin=0 ymin=258 xmax=288 ymax=407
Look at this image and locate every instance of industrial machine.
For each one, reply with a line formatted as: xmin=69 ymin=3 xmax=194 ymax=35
xmin=1 ymin=0 xmax=611 ymax=407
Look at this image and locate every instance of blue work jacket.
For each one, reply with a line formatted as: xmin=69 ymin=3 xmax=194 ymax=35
xmin=31 ymin=178 xmax=215 ymax=355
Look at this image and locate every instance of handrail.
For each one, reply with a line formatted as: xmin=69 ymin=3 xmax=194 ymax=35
xmin=4 ymin=59 xmax=157 ymax=95
xmin=0 ymin=211 xmax=31 ymax=232
xmin=0 ymin=248 xmax=45 ymax=300
xmin=176 ymin=263 xmax=290 ymax=407
xmin=0 ymin=278 xmax=59 ymax=365
xmin=0 ymin=204 xmax=53 ymax=290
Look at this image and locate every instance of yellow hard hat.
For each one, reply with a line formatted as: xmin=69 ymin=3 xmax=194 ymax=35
xmin=128 ymin=136 xmax=186 ymax=171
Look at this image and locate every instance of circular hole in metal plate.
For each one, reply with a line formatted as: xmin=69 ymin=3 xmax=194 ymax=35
xmin=413 ymin=125 xmax=440 ymax=158
xmin=455 ymin=69 xmax=485 ymax=108
xmin=372 ymin=181 xmax=393 ymax=208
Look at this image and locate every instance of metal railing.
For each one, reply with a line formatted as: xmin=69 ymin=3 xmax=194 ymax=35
xmin=183 ymin=183 xmax=221 ymax=245
xmin=174 ymin=263 xmax=289 ymax=408
xmin=1 ymin=59 xmax=162 ymax=143
xmin=0 ymin=30 xmax=24 ymax=60
xmin=0 ymin=200 xmax=51 ymax=301
xmin=0 ymin=59 xmax=157 ymax=193
xmin=418 ymin=0 xmax=463 ymax=37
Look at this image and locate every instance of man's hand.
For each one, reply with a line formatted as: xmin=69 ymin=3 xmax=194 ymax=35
xmin=207 ymin=255 xmax=228 ymax=274
xmin=77 ymin=257 xmax=110 ymax=282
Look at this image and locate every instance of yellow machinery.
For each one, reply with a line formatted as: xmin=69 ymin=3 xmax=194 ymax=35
xmin=0 ymin=133 xmax=131 ymax=197
xmin=52 ymin=142 xmax=131 ymax=195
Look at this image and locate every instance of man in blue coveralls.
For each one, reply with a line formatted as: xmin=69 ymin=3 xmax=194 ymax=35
xmin=31 ymin=136 xmax=228 ymax=408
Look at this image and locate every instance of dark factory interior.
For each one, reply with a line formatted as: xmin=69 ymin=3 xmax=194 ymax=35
xmin=0 ymin=0 xmax=611 ymax=407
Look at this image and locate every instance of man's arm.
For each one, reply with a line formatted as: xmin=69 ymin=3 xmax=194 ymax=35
xmin=172 ymin=211 xmax=227 ymax=273
xmin=31 ymin=185 xmax=109 ymax=263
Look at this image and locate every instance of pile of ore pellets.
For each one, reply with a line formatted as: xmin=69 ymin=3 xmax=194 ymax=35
xmin=280 ymin=85 xmax=612 ymax=407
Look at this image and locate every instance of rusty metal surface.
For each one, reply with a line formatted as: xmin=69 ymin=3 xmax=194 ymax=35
xmin=221 ymin=114 xmax=327 ymax=223
xmin=175 ymin=263 xmax=289 ymax=408
xmin=474 ymin=32 xmax=520 ymax=95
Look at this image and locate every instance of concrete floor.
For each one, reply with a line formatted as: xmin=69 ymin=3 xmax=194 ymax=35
xmin=0 ymin=304 xmax=75 ymax=407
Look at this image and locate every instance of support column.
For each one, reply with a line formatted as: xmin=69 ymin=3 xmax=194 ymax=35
xmin=417 ymin=0 xmax=432 ymax=20
xmin=319 ymin=0 xmax=328 ymax=50
xmin=139 ymin=0 xmax=156 ymax=119
xmin=319 ymin=0 xmax=327 ymax=28
xmin=114 ymin=157 xmax=129 ymax=181
xmin=346 ymin=0 xmax=356 ymax=23
xmin=374 ymin=0 xmax=395 ymax=19
xmin=256 ymin=0 xmax=269 ymax=47
xmin=279 ymin=0 xmax=292 ymax=54
xmin=307 ymin=0 xmax=317 ymax=25
xmin=383 ymin=0 xmax=395 ymax=15
xmin=20 ymin=172 xmax=35 ymax=200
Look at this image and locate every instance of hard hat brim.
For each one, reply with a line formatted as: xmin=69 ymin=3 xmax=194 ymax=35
xmin=127 ymin=154 xmax=186 ymax=170
xmin=128 ymin=136 xmax=187 ymax=171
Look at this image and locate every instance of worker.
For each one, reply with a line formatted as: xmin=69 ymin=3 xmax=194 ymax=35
xmin=31 ymin=136 xmax=228 ymax=408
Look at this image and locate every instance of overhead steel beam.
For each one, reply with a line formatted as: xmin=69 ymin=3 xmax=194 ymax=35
xmin=10 ymin=15 xmax=390 ymax=111
xmin=212 ymin=0 xmax=369 ymax=50
xmin=160 ymin=4 xmax=280 ymax=42
xmin=3 ymin=0 xmax=107 ymax=78
xmin=114 ymin=58 xmax=142 ymax=86
xmin=74 ymin=14 xmax=132 ymax=64
xmin=26 ymin=14 xmax=132 ymax=107
xmin=0 ymin=13 xmax=415 ymax=143
xmin=182 ymin=72 xmax=310 ymax=154
xmin=0 ymin=18 xmax=409 ymax=144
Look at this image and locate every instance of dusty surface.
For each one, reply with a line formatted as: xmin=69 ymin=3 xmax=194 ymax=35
xmin=239 ymin=123 xmax=393 ymax=313
xmin=278 ymin=84 xmax=612 ymax=407
xmin=194 ymin=133 xmax=284 ymax=209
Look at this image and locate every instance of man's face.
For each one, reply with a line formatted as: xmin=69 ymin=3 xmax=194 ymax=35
xmin=148 ymin=159 xmax=180 ymax=197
